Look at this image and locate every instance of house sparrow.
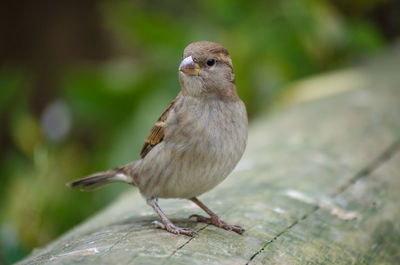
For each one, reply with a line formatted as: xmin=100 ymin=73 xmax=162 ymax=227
xmin=68 ymin=41 xmax=248 ymax=236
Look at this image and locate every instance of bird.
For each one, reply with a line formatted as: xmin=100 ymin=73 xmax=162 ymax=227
xmin=68 ymin=41 xmax=248 ymax=236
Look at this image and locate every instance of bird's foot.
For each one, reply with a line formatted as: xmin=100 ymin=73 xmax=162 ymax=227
xmin=152 ymin=220 xmax=198 ymax=237
xmin=189 ymin=214 xmax=245 ymax=234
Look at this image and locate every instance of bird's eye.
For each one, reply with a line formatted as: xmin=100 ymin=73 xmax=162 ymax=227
xmin=206 ymin=58 xmax=216 ymax=66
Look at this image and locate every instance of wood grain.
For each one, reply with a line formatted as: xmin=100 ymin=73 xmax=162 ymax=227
xmin=18 ymin=48 xmax=400 ymax=265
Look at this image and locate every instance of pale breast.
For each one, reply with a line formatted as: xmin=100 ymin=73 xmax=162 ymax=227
xmin=137 ymin=96 xmax=247 ymax=199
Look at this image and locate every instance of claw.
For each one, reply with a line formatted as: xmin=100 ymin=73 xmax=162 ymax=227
xmin=152 ymin=220 xmax=166 ymax=229
xmin=189 ymin=214 xmax=205 ymax=220
xmin=189 ymin=214 xmax=245 ymax=235
xmin=152 ymin=220 xmax=197 ymax=237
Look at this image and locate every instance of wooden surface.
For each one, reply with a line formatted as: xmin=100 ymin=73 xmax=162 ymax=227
xmin=19 ymin=49 xmax=400 ymax=265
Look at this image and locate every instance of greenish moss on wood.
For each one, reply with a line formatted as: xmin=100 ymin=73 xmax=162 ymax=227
xmin=19 ymin=49 xmax=400 ymax=265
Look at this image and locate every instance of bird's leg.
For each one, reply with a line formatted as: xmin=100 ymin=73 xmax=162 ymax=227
xmin=189 ymin=197 xmax=245 ymax=234
xmin=147 ymin=197 xmax=197 ymax=237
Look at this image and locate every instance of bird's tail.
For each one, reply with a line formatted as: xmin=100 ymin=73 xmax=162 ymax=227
xmin=67 ymin=165 xmax=133 ymax=191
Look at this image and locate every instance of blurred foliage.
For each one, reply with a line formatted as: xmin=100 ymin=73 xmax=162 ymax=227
xmin=0 ymin=0 xmax=396 ymax=263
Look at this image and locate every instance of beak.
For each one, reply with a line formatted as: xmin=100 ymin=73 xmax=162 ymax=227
xmin=179 ymin=56 xmax=201 ymax=76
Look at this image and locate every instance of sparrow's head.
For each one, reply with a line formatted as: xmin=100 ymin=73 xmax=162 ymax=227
xmin=178 ymin=41 xmax=238 ymax=101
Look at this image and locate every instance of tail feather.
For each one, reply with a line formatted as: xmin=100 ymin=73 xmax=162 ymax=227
xmin=67 ymin=167 xmax=131 ymax=191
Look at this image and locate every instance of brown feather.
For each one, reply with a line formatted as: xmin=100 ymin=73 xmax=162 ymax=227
xmin=67 ymin=165 xmax=131 ymax=191
xmin=140 ymin=93 xmax=180 ymax=158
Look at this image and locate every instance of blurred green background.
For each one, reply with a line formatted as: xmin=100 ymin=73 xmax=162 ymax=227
xmin=0 ymin=0 xmax=399 ymax=263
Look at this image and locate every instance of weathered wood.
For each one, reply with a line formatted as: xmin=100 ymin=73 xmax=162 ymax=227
xmin=251 ymin=150 xmax=400 ymax=264
xmin=19 ymin=48 xmax=400 ymax=265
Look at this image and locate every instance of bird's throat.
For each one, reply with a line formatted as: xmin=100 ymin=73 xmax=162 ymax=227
xmin=179 ymin=73 xmax=205 ymax=97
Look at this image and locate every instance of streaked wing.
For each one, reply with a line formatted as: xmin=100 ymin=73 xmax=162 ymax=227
xmin=140 ymin=93 xmax=180 ymax=158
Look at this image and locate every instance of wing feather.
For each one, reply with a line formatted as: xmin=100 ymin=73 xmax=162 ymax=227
xmin=140 ymin=94 xmax=180 ymax=158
